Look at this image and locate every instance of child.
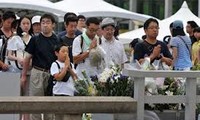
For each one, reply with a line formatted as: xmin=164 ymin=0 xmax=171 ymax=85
xmin=50 ymin=43 xmax=77 ymax=96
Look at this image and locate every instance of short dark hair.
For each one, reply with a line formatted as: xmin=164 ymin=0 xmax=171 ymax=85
xmin=65 ymin=16 xmax=78 ymax=25
xmin=2 ymin=11 xmax=16 ymax=20
xmin=54 ymin=43 xmax=67 ymax=52
xmin=11 ymin=19 xmax=19 ymax=29
xmin=169 ymin=22 xmax=173 ymax=29
xmin=64 ymin=12 xmax=77 ymax=22
xmin=143 ymin=18 xmax=159 ymax=30
xmin=187 ymin=21 xmax=199 ymax=28
xmin=41 ymin=13 xmax=56 ymax=23
xmin=86 ymin=17 xmax=100 ymax=26
xmin=78 ymin=15 xmax=86 ymax=20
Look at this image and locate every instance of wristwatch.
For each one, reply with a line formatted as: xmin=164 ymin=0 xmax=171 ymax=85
xmin=86 ymin=49 xmax=90 ymax=53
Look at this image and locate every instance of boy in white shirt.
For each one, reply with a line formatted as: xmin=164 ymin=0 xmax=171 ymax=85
xmin=50 ymin=43 xmax=77 ymax=96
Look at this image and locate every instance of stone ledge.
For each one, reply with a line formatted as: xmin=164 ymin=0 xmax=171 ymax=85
xmin=0 ymin=96 xmax=137 ymax=114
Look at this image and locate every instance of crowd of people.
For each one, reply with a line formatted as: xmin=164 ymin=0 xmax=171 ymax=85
xmin=0 ymin=11 xmax=126 ymax=120
xmin=1 ymin=9 xmax=199 ymax=120
xmin=130 ymin=18 xmax=200 ymax=72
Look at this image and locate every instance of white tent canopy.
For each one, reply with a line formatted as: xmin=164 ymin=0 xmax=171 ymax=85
xmin=54 ymin=0 xmax=153 ymax=22
xmin=119 ymin=1 xmax=200 ymax=45
xmin=0 ymin=0 xmax=67 ymax=21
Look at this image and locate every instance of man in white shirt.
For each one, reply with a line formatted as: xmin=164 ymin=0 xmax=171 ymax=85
xmin=100 ymin=18 xmax=127 ymax=68
xmin=72 ymin=17 xmax=101 ymax=78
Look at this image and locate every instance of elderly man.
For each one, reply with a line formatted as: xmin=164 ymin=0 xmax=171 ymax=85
xmin=100 ymin=17 xmax=127 ymax=68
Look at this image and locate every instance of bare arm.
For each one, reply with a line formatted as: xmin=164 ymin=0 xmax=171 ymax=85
xmin=7 ymin=50 xmax=23 ymax=65
xmin=68 ymin=67 xmax=78 ymax=80
xmin=21 ymin=52 xmax=32 ymax=88
xmin=73 ymin=39 xmax=97 ymax=64
xmin=171 ymin=47 xmax=177 ymax=67
xmin=73 ymin=51 xmax=89 ymax=64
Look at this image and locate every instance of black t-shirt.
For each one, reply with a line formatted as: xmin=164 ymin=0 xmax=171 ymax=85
xmin=134 ymin=40 xmax=172 ymax=61
xmin=25 ymin=33 xmax=59 ymax=70
xmin=57 ymin=30 xmax=82 ymax=41
xmin=60 ymin=36 xmax=75 ymax=63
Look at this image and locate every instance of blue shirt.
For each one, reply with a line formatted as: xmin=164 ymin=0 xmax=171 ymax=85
xmin=170 ymin=35 xmax=192 ymax=69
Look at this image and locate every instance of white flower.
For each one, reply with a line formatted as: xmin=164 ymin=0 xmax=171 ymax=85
xmin=158 ymin=85 xmax=168 ymax=90
xmin=99 ymin=68 xmax=112 ymax=82
xmin=110 ymin=78 xmax=114 ymax=83
xmin=114 ymin=75 xmax=120 ymax=80
xmin=165 ymin=91 xmax=173 ymax=96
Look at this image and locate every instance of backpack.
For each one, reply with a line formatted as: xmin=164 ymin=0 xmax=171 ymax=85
xmin=0 ymin=34 xmax=9 ymax=63
xmin=45 ymin=61 xmax=72 ymax=96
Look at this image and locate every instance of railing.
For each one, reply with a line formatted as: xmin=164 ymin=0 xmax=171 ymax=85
xmin=123 ymin=64 xmax=200 ymax=120
xmin=0 ymin=96 xmax=137 ymax=119
xmin=0 ymin=72 xmax=137 ymax=120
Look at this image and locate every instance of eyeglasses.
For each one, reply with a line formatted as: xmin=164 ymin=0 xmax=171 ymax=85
xmin=147 ymin=26 xmax=160 ymax=30
xmin=88 ymin=28 xmax=99 ymax=33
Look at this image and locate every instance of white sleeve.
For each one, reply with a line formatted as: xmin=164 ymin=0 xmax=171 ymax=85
xmin=7 ymin=37 xmax=17 ymax=50
xmin=120 ymin=42 xmax=128 ymax=64
xmin=72 ymin=36 xmax=82 ymax=56
xmin=50 ymin=62 xmax=60 ymax=76
xmin=7 ymin=36 xmax=22 ymax=50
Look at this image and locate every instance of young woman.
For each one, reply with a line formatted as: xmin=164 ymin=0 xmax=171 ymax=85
xmin=170 ymin=20 xmax=192 ymax=71
xmin=7 ymin=16 xmax=33 ymax=120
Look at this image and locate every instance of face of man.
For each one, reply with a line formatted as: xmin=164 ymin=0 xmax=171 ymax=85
xmin=144 ymin=22 xmax=159 ymax=39
xmin=186 ymin=24 xmax=193 ymax=34
xmin=2 ymin=18 xmax=15 ymax=30
xmin=78 ymin=18 xmax=86 ymax=28
xmin=41 ymin=18 xmax=55 ymax=35
xmin=102 ymin=25 xmax=115 ymax=41
xmin=32 ymin=23 xmax=41 ymax=35
xmin=65 ymin=21 xmax=77 ymax=37
xmin=86 ymin=23 xmax=99 ymax=39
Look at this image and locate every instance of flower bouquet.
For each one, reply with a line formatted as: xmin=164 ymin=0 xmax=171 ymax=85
xmin=91 ymin=64 xmax=134 ymax=96
xmin=75 ymin=64 xmax=134 ymax=97
xmin=145 ymin=77 xmax=185 ymax=112
xmin=74 ymin=71 xmax=97 ymax=96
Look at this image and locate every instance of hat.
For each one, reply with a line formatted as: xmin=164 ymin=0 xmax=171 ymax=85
xmin=31 ymin=15 xmax=41 ymax=24
xmin=172 ymin=20 xmax=183 ymax=29
xmin=101 ymin=17 xmax=116 ymax=28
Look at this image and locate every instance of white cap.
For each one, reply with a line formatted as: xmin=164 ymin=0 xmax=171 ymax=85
xmin=31 ymin=15 xmax=41 ymax=24
xmin=100 ymin=17 xmax=116 ymax=28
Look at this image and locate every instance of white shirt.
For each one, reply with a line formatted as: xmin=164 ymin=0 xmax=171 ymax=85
xmin=6 ymin=35 xmax=25 ymax=69
xmin=72 ymin=35 xmax=102 ymax=79
xmin=100 ymin=36 xmax=128 ymax=67
xmin=50 ymin=60 xmax=76 ymax=96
